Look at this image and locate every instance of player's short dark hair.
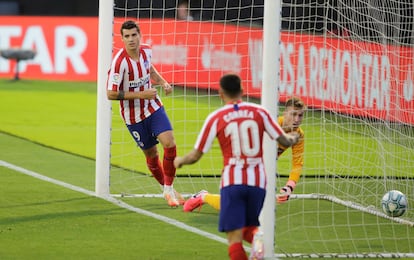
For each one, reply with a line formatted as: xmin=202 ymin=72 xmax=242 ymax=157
xmin=219 ymin=74 xmax=242 ymax=98
xmin=285 ymin=96 xmax=306 ymax=109
xmin=121 ymin=20 xmax=140 ymax=35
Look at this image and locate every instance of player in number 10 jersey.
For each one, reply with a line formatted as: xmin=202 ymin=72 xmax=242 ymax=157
xmin=197 ymin=96 xmax=281 ymax=190
xmin=174 ymin=74 xmax=299 ymax=260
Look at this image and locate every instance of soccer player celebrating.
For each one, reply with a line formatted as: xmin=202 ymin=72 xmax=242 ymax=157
xmin=174 ymin=74 xmax=299 ymax=260
xmin=183 ymin=97 xmax=305 ymax=211
xmin=106 ymin=20 xmax=183 ymax=207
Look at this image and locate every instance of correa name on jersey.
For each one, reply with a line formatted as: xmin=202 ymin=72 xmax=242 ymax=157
xmin=223 ymin=109 xmax=254 ymax=122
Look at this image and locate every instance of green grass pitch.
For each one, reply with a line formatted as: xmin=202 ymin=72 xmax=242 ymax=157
xmin=0 ymin=79 xmax=413 ymax=259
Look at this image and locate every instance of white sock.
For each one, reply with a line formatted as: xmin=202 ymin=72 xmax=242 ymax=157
xmin=163 ymin=185 xmax=173 ymax=194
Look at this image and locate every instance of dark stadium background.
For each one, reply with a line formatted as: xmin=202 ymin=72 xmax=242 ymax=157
xmin=0 ymin=0 xmax=329 ymax=32
xmin=0 ymin=0 xmax=411 ymax=44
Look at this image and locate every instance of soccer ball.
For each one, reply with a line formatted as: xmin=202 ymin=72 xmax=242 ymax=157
xmin=381 ymin=190 xmax=407 ymax=217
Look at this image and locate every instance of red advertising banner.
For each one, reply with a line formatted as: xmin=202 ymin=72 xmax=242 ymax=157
xmin=0 ymin=16 xmax=98 ymax=81
xmin=0 ymin=17 xmax=413 ymax=125
xmin=277 ymin=33 xmax=414 ymax=125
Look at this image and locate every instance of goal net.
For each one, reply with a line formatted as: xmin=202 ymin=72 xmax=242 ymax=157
xmin=96 ymin=0 xmax=414 ymax=258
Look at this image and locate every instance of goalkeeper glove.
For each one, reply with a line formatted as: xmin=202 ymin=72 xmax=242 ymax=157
xmin=277 ymin=180 xmax=296 ymax=204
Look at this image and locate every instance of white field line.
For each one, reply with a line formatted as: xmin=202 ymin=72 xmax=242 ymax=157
xmin=3 ymin=160 xmax=413 ymax=258
xmin=0 ymin=160 xmax=228 ymax=246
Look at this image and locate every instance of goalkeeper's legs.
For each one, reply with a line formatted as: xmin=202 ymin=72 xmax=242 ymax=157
xmin=183 ymin=190 xmax=222 ymax=212
xmin=204 ymin=193 xmax=221 ymax=210
xmin=183 ymin=190 xmax=208 ymax=212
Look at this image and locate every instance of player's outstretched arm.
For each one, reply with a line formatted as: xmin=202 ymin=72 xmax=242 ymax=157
xmin=277 ymin=180 xmax=296 ymax=204
xmin=277 ymin=132 xmax=299 ymax=147
xmin=174 ymin=149 xmax=203 ymax=168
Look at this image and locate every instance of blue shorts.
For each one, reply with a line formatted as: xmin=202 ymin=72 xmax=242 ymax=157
xmin=126 ymin=107 xmax=173 ymax=150
xmin=218 ymin=185 xmax=266 ymax=232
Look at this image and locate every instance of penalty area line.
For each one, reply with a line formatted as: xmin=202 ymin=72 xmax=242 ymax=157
xmin=0 ymin=160 xmax=228 ymax=246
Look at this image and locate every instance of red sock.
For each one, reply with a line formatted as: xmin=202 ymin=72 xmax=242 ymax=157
xmin=242 ymin=226 xmax=258 ymax=244
xmin=228 ymin=242 xmax=247 ymax=260
xmin=146 ymin=156 xmax=164 ymax=185
xmin=163 ymin=146 xmax=176 ymax=186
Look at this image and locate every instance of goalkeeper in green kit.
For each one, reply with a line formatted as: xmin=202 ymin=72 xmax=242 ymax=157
xmin=183 ymin=97 xmax=306 ymax=212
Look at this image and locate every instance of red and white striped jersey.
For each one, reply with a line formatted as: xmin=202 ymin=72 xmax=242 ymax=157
xmin=107 ymin=45 xmax=163 ymax=125
xmin=194 ymin=101 xmax=284 ymax=189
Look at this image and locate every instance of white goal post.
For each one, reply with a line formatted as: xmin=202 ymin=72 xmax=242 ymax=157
xmin=96 ymin=0 xmax=414 ymax=258
xmin=95 ymin=0 xmax=113 ymax=197
xmin=259 ymin=0 xmax=281 ymax=257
